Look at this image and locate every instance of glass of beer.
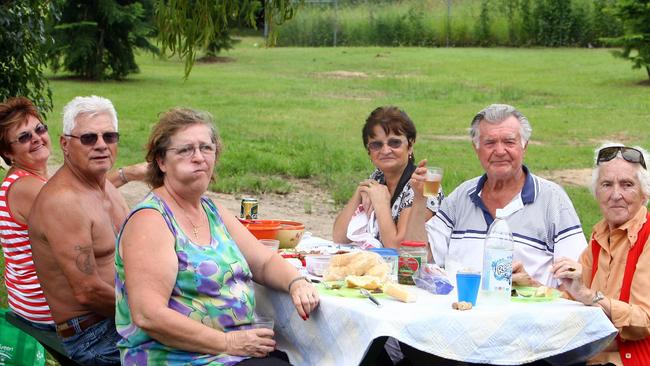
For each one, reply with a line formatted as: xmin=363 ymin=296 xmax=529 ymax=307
xmin=423 ymin=167 xmax=443 ymax=197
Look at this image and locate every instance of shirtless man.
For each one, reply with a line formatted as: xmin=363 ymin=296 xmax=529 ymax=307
xmin=29 ymin=95 xmax=128 ymax=365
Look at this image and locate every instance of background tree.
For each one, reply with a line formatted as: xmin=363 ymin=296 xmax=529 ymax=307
xmin=0 ymin=1 xmax=55 ymax=114
xmin=602 ymin=0 xmax=650 ymax=81
xmin=48 ymin=0 xmax=158 ymax=80
xmin=155 ymin=0 xmax=300 ymax=78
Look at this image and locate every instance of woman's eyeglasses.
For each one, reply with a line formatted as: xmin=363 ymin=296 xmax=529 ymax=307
xmin=10 ymin=124 xmax=48 ymax=144
xmin=64 ymin=132 xmax=120 ymax=146
xmin=597 ymin=146 xmax=646 ymax=170
xmin=367 ymin=138 xmax=405 ymax=152
xmin=167 ymin=143 xmax=217 ymax=158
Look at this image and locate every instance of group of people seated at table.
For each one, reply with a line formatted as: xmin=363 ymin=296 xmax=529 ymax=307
xmin=0 ymin=96 xmax=318 ymax=366
xmin=0 ymin=95 xmax=648 ymax=366
xmin=333 ymin=104 xmax=650 ymax=366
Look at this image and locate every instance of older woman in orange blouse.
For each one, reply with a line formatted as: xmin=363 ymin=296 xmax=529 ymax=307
xmin=553 ymin=143 xmax=650 ymax=366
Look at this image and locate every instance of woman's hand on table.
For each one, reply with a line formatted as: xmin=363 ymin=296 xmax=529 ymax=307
xmin=225 ymin=328 xmax=276 ymax=358
xmin=552 ymin=257 xmax=592 ymax=304
xmin=290 ymin=279 xmax=320 ymax=320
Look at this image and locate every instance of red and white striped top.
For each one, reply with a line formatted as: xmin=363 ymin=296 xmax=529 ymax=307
xmin=1 ymin=170 xmax=53 ymax=324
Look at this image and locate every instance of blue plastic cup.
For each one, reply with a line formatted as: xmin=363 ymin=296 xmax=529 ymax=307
xmin=456 ymin=271 xmax=481 ymax=306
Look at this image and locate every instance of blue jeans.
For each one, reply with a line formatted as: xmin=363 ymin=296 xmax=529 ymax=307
xmin=59 ymin=314 xmax=121 ymax=366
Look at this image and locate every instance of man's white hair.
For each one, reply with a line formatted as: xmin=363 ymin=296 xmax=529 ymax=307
xmin=590 ymin=141 xmax=650 ymax=205
xmin=62 ymin=96 xmax=118 ymax=135
xmin=469 ymin=103 xmax=532 ymax=148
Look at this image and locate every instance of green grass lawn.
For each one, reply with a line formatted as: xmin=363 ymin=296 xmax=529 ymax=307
xmin=44 ymin=38 xmax=650 ymax=232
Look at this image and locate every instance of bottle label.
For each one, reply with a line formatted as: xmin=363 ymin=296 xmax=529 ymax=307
xmin=398 ymin=255 xmax=423 ymax=285
xmin=482 ymin=248 xmax=512 ymax=293
xmin=491 ymin=257 xmax=512 ymax=282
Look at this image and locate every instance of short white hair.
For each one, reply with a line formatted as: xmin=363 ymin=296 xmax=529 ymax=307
xmin=62 ymin=96 xmax=118 ymax=135
xmin=469 ymin=104 xmax=532 ymax=148
xmin=590 ymin=142 xmax=650 ymax=205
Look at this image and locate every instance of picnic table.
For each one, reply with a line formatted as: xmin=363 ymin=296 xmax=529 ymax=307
xmin=257 ymin=236 xmax=617 ymax=366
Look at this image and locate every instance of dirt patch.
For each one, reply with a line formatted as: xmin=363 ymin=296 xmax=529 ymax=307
xmin=314 ymin=90 xmax=386 ymax=102
xmin=317 ymin=70 xmax=368 ymax=79
xmin=119 ymin=179 xmax=337 ymax=239
xmin=587 ymin=134 xmax=637 ymax=146
xmin=420 ymin=134 xmax=543 ymax=146
xmin=537 ymin=168 xmax=592 ymax=187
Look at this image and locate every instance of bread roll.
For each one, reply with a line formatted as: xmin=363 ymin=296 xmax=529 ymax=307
xmin=345 ymin=275 xmax=382 ymax=290
xmin=384 ymin=283 xmax=417 ymax=303
xmin=323 ymin=251 xmax=385 ymax=281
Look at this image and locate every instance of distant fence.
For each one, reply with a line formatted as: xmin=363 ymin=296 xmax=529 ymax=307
xmin=275 ymin=0 xmax=624 ymax=48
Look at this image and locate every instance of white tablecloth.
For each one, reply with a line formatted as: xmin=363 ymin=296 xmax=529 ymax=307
xmin=255 ymin=285 xmax=617 ymax=366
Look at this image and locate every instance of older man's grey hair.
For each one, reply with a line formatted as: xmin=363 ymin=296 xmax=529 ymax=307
xmin=62 ymin=95 xmax=118 ymax=135
xmin=469 ymin=104 xmax=532 ymax=148
xmin=590 ymin=142 xmax=650 ymax=205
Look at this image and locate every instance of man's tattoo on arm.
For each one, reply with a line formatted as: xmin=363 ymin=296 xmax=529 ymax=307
xmin=74 ymin=245 xmax=94 ymax=274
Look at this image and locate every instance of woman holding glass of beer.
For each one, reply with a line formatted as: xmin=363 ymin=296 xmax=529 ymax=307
xmin=115 ymin=108 xmax=319 ymax=365
xmin=332 ymin=106 xmax=444 ymax=249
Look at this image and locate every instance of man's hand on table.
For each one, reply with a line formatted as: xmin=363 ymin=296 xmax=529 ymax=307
xmin=512 ymin=261 xmax=542 ymax=287
xmin=290 ymin=279 xmax=320 ymax=320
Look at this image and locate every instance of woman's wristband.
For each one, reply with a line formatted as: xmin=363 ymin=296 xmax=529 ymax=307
xmin=118 ymin=167 xmax=128 ymax=184
xmin=288 ymin=276 xmax=311 ymax=293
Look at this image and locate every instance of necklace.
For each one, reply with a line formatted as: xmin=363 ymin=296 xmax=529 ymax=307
xmin=164 ymin=185 xmax=203 ymax=240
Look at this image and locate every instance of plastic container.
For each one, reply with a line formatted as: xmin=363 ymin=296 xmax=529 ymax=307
xmin=398 ymin=241 xmax=428 ymax=285
xmin=260 ymin=239 xmax=280 ymax=252
xmin=305 ymin=255 xmax=331 ymax=277
xmin=368 ymin=247 xmax=399 ymax=282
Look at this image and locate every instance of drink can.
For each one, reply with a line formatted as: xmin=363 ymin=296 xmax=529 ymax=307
xmin=240 ymin=197 xmax=258 ymax=219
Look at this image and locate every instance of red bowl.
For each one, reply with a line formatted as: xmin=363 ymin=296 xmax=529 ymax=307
xmin=243 ymin=220 xmax=281 ymax=240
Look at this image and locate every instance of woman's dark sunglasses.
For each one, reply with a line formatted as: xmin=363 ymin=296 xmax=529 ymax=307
xmin=10 ymin=124 xmax=48 ymax=144
xmin=597 ymin=146 xmax=646 ymax=170
xmin=64 ymin=132 xmax=120 ymax=146
xmin=367 ymin=138 xmax=404 ymax=151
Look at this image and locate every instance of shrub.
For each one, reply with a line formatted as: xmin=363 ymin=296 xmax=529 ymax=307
xmin=276 ymin=0 xmax=624 ymax=48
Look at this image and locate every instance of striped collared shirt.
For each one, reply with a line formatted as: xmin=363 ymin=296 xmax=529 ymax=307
xmin=427 ymin=166 xmax=587 ymax=287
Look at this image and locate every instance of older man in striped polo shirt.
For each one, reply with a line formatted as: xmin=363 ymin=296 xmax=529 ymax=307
xmin=407 ymin=104 xmax=587 ymax=288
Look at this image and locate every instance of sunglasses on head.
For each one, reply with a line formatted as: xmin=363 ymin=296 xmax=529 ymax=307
xmin=10 ymin=124 xmax=48 ymax=144
xmin=64 ymin=132 xmax=120 ymax=146
xmin=597 ymin=146 xmax=646 ymax=170
xmin=367 ymin=138 xmax=405 ymax=152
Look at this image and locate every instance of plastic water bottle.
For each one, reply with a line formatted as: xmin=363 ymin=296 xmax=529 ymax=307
xmin=481 ymin=214 xmax=514 ymax=303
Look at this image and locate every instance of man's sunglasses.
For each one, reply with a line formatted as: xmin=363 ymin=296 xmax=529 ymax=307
xmin=10 ymin=124 xmax=48 ymax=144
xmin=367 ymin=138 xmax=405 ymax=152
xmin=64 ymin=132 xmax=120 ymax=146
xmin=597 ymin=146 xmax=646 ymax=170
